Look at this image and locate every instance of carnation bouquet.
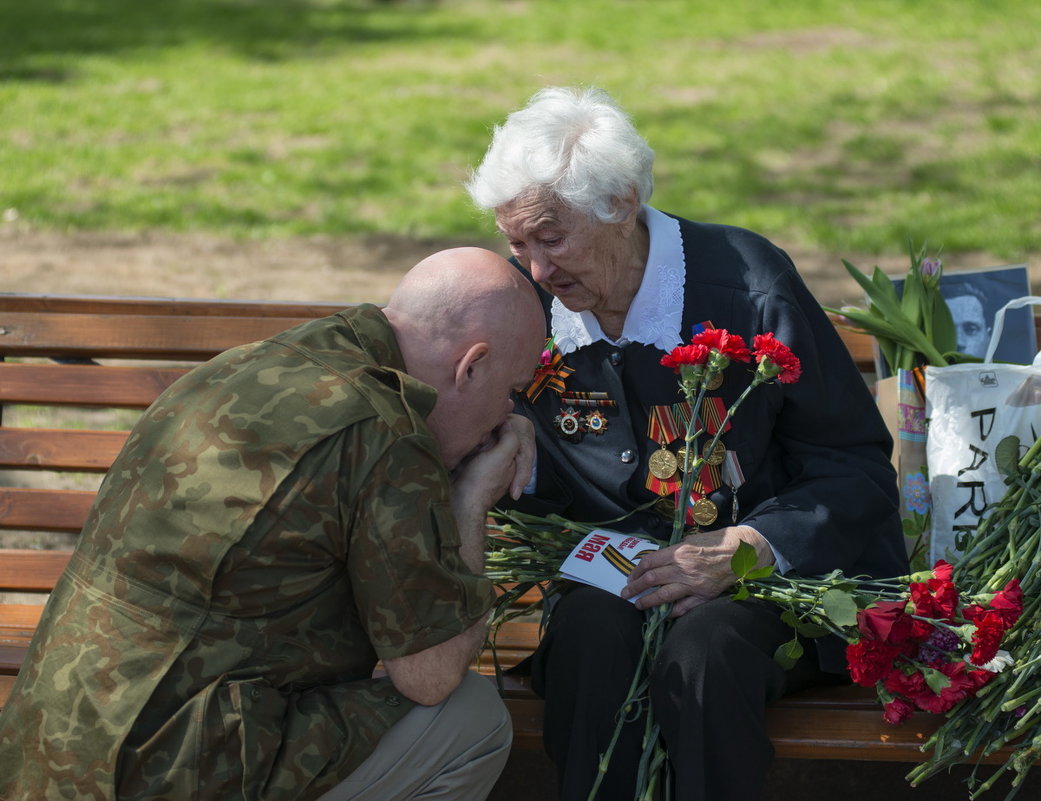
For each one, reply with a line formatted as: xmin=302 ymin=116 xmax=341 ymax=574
xmin=485 ymin=328 xmax=1041 ymax=800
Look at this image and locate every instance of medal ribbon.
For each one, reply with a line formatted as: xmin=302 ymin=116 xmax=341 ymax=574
xmin=645 ymin=404 xmax=684 ymax=495
xmin=526 ymin=348 xmax=575 ymax=402
xmin=698 ymin=397 xmax=731 ymax=435
xmin=560 ymin=391 xmax=617 ymax=408
xmin=647 ymin=404 xmax=684 ymax=446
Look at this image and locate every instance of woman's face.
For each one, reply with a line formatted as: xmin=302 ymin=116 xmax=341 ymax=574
xmin=494 ymin=194 xmax=636 ymax=315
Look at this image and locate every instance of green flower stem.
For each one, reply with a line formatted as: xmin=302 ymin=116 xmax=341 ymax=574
xmin=485 ymin=388 xmax=1041 ymax=800
xmin=1002 ymin=687 xmax=1041 ymax=714
xmin=586 ymin=610 xmax=667 ymax=801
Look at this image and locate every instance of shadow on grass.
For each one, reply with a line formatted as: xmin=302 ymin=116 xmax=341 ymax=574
xmin=0 ymin=0 xmax=466 ymax=81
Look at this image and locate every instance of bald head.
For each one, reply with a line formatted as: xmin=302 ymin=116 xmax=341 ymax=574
xmin=385 ymin=247 xmax=543 ymax=373
xmin=384 ymin=247 xmax=545 ymax=468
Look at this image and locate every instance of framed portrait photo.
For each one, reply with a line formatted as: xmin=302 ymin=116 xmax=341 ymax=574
xmin=887 ymin=263 xmax=1036 ymax=368
xmin=937 ymin=264 xmax=1035 ymax=363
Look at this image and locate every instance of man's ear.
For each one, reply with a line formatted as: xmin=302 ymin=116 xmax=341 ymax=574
xmin=454 ymin=342 xmax=491 ymax=389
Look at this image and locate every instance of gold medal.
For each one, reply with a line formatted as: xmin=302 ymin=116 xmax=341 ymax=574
xmin=706 ymin=373 xmax=723 ymax=391
xmin=702 ymin=440 xmax=726 ymax=466
xmin=648 ymin=448 xmax=678 ymax=480
xmin=691 ymin=497 xmax=718 ymax=526
xmin=654 ymin=495 xmax=676 ymax=518
xmin=676 ymin=446 xmax=691 ymax=472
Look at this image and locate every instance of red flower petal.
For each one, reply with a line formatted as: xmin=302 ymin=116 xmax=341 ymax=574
xmin=691 ymin=329 xmax=751 ymax=362
xmin=752 ymin=332 xmax=802 ymax=383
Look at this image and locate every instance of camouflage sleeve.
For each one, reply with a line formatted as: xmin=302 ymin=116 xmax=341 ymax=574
xmin=345 ymin=427 xmax=495 ymax=661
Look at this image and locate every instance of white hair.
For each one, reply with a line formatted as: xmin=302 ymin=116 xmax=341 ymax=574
xmin=465 ymin=86 xmax=655 ymax=223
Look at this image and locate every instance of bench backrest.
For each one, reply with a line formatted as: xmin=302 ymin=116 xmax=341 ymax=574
xmin=0 ymin=292 xmax=879 ymax=540
xmin=0 ymin=291 xmax=875 ymax=682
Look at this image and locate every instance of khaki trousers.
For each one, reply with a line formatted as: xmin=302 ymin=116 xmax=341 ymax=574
xmin=316 ymin=671 xmax=512 ymax=801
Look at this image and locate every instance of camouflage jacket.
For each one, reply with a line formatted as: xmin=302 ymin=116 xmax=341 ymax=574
xmin=0 ymin=304 xmax=495 ymax=801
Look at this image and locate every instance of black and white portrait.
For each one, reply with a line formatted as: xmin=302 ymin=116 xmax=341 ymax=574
xmin=938 ymin=265 xmax=1035 ymax=363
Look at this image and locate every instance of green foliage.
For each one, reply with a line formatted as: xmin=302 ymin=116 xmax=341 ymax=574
xmin=1 ymin=0 xmax=1040 ymax=259
xmin=821 ymin=588 xmax=860 ymax=628
xmin=774 ymin=637 xmax=804 ymax=670
xmin=824 ymin=243 xmax=969 ymax=373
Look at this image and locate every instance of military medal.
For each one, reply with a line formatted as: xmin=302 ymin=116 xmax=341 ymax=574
xmin=690 ymin=497 xmax=719 ymax=526
xmin=702 ymin=440 xmax=726 ymax=466
xmin=554 ymin=407 xmax=584 ymax=441
xmin=654 ymin=496 xmax=675 ymax=518
xmin=723 ymin=450 xmax=745 ymax=524
xmin=706 ymin=372 xmax=723 ymax=391
xmin=584 ymin=409 xmax=609 ymax=434
xmin=648 ymin=447 xmax=679 ymax=480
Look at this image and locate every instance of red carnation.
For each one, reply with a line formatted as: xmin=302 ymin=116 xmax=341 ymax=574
xmin=661 ymin=343 xmax=711 ymax=373
xmin=990 ymin=579 xmax=1024 ymax=628
xmin=908 ymin=578 xmax=959 ymax=638
xmin=884 ymin=667 xmax=927 ymax=699
xmin=931 ymin=560 xmax=954 ymax=582
xmin=882 ymin=696 xmax=916 ymax=725
xmin=913 ymin=661 xmax=977 ymax=714
xmin=846 ymin=639 xmax=902 ymax=687
xmin=963 ymin=579 xmax=1023 ymax=632
xmin=752 ymin=333 xmax=802 ymax=384
xmin=969 ymin=612 xmax=1006 ymax=666
xmin=691 ymin=329 xmax=751 ymax=362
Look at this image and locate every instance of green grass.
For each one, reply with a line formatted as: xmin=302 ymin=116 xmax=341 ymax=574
xmin=1 ymin=0 xmax=1039 ymax=260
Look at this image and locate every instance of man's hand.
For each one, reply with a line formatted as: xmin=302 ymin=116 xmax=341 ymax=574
xmin=620 ymin=525 xmax=775 ymax=618
xmin=451 ymin=414 xmax=535 ymax=509
xmin=449 ymin=414 xmax=534 ymax=573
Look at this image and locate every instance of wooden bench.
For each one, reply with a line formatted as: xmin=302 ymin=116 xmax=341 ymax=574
xmin=0 ymin=291 xmax=1010 ymax=764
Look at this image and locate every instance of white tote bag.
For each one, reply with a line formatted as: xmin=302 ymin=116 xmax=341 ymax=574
xmin=925 ymin=296 xmax=1041 ymax=564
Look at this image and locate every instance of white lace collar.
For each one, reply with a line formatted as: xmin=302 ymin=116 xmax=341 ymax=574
xmin=551 ymin=205 xmax=686 ymax=355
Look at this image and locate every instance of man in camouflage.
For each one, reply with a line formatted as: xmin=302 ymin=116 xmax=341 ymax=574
xmin=0 ymin=248 xmax=545 ymax=801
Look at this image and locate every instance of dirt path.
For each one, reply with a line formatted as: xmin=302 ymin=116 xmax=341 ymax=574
xmin=5 ymin=228 xmax=1029 ymax=307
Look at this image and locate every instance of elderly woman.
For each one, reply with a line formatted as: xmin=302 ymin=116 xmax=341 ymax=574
xmin=466 ymin=87 xmax=907 ymax=801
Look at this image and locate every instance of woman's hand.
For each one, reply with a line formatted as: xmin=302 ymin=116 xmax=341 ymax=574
xmin=621 ymin=525 xmax=775 ymax=618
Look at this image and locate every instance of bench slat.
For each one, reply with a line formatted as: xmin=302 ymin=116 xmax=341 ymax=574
xmin=0 ymin=550 xmax=72 ymax=592
xmin=0 ymin=363 xmax=187 ymax=408
xmin=0 ymin=293 xmax=344 ymax=319
xmin=0 ymin=488 xmax=94 ymax=532
xmin=0 ymin=429 xmax=129 ymax=472
xmin=0 ymin=312 xmax=318 ymax=360
xmin=0 ymin=675 xmax=15 ymax=706
xmin=0 ymin=603 xmax=46 ymax=635
xmin=772 ymin=683 xmax=880 ymax=710
xmin=0 ymin=643 xmax=30 ymax=676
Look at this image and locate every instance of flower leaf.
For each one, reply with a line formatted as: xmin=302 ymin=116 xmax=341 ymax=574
xmin=782 ymin=609 xmax=828 ymax=638
xmin=730 ymin=540 xmax=758 ymax=579
xmin=796 ymin=621 xmax=830 ymax=638
xmin=995 ymin=435 xmax=1022 ymax=478
xmin=774 ymin=637 xmax=804 ymax=669
xmin=900 ymin=264 xmax=925 ymax=331
xmin=821 ymin=588 xmax=860 ymax=628
xmin=922 ymin=666 xmax=952 ymax=694
xmin=927 ymin=292 xmax=957 ymax=356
